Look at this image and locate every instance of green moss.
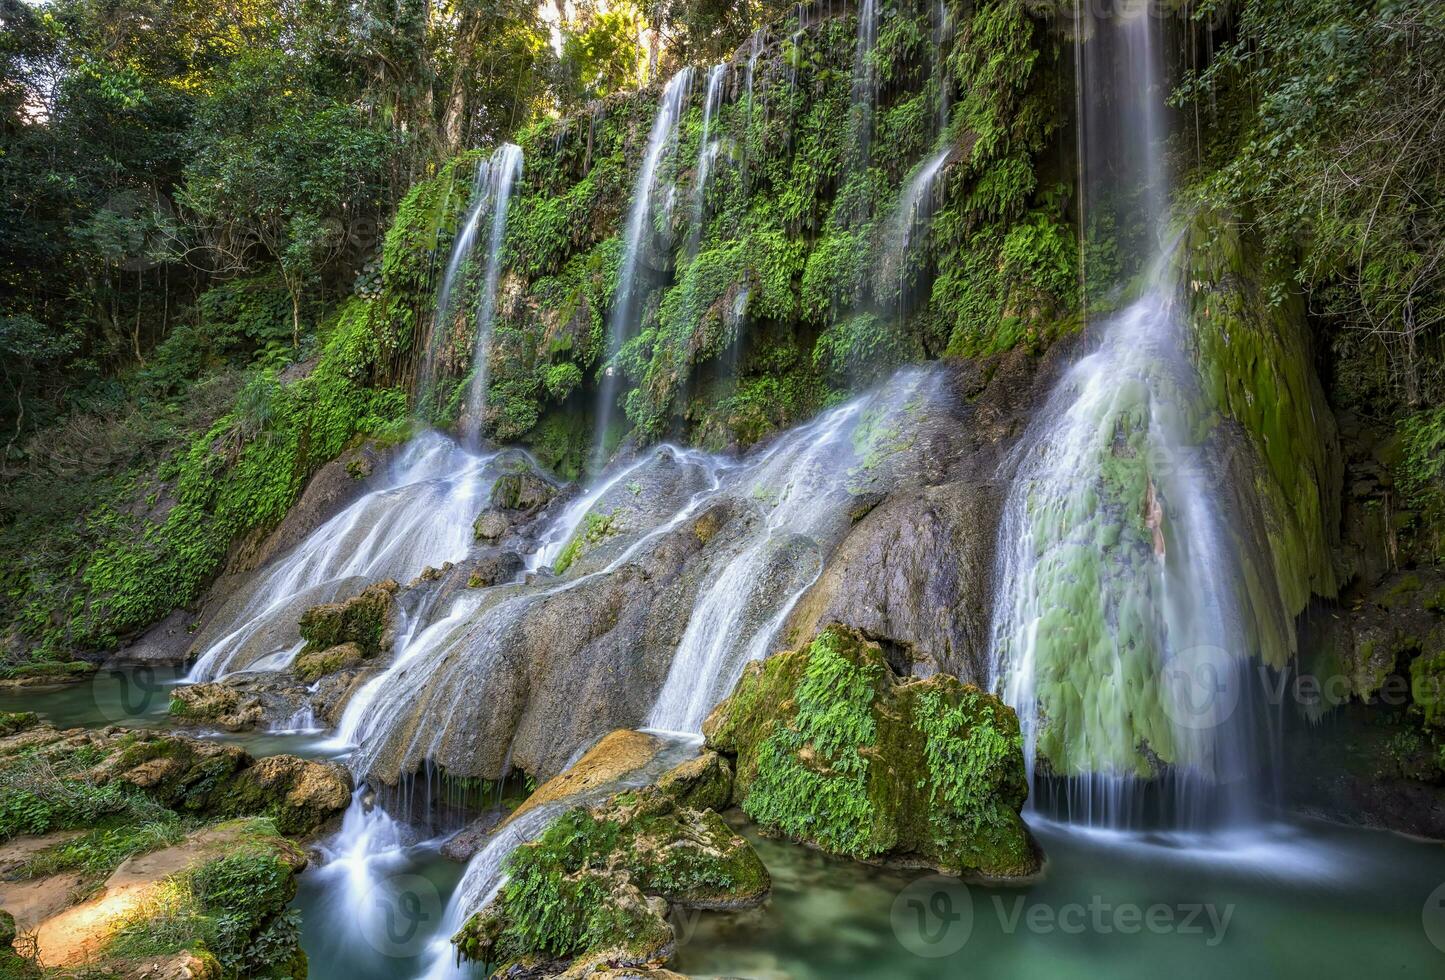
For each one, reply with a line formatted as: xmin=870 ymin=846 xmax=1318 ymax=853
xmin=297 ymin=583 xmax=394 ymax=657
xmin=553 ymin=508 xmax=619 ymax=574
xmin=455 ymin=787 xmax=767 ymax=972
xmin=706 ymin=625 xmax=1037 ymax=877
xmin=103 ymin=821 xmax=306 ymax=980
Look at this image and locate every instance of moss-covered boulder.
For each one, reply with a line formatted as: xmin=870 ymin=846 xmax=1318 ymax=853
xmin=25 ymin=818 xmax=308 ymax=976
xmin=297 ymin=580 xmax=397 ymax=657
xmin=704 ymin=625 xmax=1039 ymax=878
xmin=292 ymin=641 xmax=364 ymax=683
xmin=453 ymin=787 xmax=769 ymax=975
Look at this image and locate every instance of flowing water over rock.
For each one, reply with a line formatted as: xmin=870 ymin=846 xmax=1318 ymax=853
xmin=987 ymin=6 xmax=1274 ymax=828
xmin=987 ymin=285 xmax=1268 ymax=827
xmin=186 ymin=434 xmax=496 ymax=681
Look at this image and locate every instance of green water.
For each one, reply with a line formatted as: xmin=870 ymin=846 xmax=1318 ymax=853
xmin=0 ymin=667 xmax=338 ymax=759
xmin=672 ymin=818 xmax=1445 ymax=978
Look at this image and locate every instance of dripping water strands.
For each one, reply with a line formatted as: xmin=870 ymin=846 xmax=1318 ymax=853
xmin=592 ymin=67 xmax=695 ymax=472
xmin=877 ymin=144 xmax=951 ymax=317
xmin=849 ymin=0 xmax=879 ymax=174
xmin=460 ymin=143 xmax=523 ymax=447
xmin=671 ymin=63 xmax=729 ymax=430
xmin=417 ymin=161 xmax=492 ymax=413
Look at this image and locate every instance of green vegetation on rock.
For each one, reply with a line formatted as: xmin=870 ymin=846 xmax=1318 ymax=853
xmin=704 ymin=625 xmax=1038 ymax=878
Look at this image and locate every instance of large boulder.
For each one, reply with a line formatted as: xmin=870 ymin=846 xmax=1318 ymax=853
xmin=704 ymin=625 xmax=1040 ymax=879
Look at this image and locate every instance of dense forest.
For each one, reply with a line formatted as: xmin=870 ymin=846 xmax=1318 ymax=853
xmin=1 ymin=1 xmax=1444 ymax=977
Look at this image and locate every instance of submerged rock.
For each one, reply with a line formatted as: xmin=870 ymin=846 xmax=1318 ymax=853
xmin=704 ymin=625 xmax=1040 ymax=879
xmin=453 ymin=786 xmax=769 ymax=976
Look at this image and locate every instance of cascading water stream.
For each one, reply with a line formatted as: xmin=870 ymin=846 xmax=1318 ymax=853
xmin=460 ymin=143 xmax=523 ymax=446
xmin=592 ymin=68 xmax=695 ymax=470
xmin=850 ymin=0 xmax=879 ymax=169
xmin=877 ymin=144 xmax=950 ymax=312
xmin=186 ymin=434 xmax=495 ymax=681
xmin=648 ymin=368 xmax=936 ymax=733
xmin=987 ymin=6 xmax=1270 ymax=830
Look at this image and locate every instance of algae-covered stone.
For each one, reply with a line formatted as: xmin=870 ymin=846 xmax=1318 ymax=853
xmin=0 ymin=723 xmax=350 ymax=839
xmin=655 ymin=750 xmax=733 ymax=813
xmin=169 ymin=683 xmax=264 ymax=731
xmin=705 ymin=625 xmax=1039 ymax=879
xmin=292 ymin=641 xmax=364 ymax=683
xmin=297 ymin=580 xmax=397 ymax=657
xmin=453 ymin=787 xmax=768 ymax=974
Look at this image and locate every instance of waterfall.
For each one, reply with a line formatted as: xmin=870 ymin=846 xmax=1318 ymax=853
xmin=850 ymin=0 xmax=879 ymax=169
xmin=685 ymin=64 xmax=728 ymax=259
xmin=987 ymin=7 xmax=1267 ymax=828
xmin=186 ymin=434 xmax=494 ymax=681
xmin=331 ymin=445 xmax=729 ymax=782
xmin=592 ymin=68 xmax=695 ymax=470
xmin=418 ymin=164 xmax=491 ymax=407
xmin=877 ymin=145 xmax=950 ymax=311
xmin=460 ymin=143 xmax=523 ymax=446
xmin=648 ymin=368 xmax=935 ymax=733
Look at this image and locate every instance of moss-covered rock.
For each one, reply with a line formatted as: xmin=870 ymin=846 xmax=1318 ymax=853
xmin=704 ymin=625 xmax=1039 ymax=878
xmin=297 ymin=580 xmax=397 ymax=657
xmin=655 ymin=750 xmax=733 ymax=813
xmin=453 ymin=787 xmax=768 ymax=975
xmin=0 ymin=723 xmax=350 ymax=841
xmin=292 ymin=641 xmax=364 ymax=684
xmin=169 ymin=683 xmax=264 ymax=731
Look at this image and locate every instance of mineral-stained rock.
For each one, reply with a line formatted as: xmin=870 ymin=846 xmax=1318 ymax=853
xmin=452 ymin=787 xmax=768 ymax=975
xmin=297 ymin=580 xmax=397 ymax=657
xmin=704 ymin=624 xmax=1040 ymax=879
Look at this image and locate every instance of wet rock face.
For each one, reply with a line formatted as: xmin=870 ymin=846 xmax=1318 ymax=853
xmin=704 ymin=625 xmax=1041 ymax=879
xmin=361 ymin=501 xmax=740 ymax=783
xmin=453 ymin=786 xmax=769 ymax=975
xmin=788 ymin=483 xmax=1002 ymax=682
